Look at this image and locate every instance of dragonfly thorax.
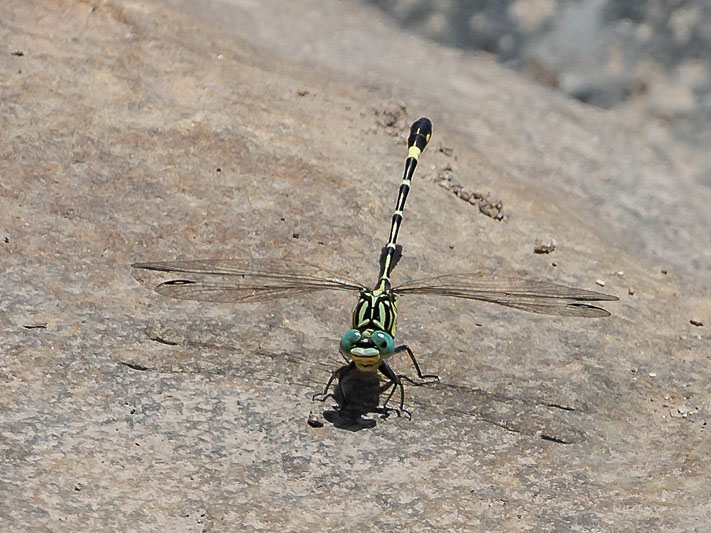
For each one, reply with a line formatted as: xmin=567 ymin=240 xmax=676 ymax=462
xmin=351 ymin=287 xmax=398 ymax=338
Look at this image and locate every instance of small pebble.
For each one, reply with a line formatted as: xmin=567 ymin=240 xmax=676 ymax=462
xmin=649 ymin=372 xmax=656 ymax=377
xmin=307 ymin=412 xmax=324 ymax=428
xmin=628 ymin=287 xmax=635 ymax=295
xmin=689 ymin=319 xmax=703 ymax=327
xmin=595 ymin=279 xmax=605 ymax=287
xmin=533 ymin=239 xmax=556 ymax=254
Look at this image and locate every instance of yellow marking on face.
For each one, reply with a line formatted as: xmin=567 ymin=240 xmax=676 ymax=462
xmin=350 ymin=345 xmax=381 ymax=371
xmin=352 ymin=357 xmax=381 ymax=371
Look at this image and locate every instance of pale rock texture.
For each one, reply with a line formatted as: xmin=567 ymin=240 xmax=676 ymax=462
xmin=1 ymin=0 xmax=709 ymax=530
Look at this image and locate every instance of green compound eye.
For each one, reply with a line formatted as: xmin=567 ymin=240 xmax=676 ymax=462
xmin=340 ymin=329 xmax=362 ymax=355
xmin=371 ymin=330 xmax=395 ymax=357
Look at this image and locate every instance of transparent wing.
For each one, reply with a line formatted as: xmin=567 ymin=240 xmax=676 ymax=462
xmin=394 ymin=272 xmax=618 ymax=318
xmin=131 ymin=258 xmax=366 ymax=303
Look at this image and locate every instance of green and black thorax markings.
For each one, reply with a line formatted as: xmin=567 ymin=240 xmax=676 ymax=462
xmin=351 ymin=288 xmax=398 ymax=337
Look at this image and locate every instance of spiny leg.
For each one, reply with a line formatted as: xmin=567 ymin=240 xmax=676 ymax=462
xmin=312 ymin=361 xmax=354 ymax=403
xmin=378 ymin=361 xmax=410 ymax=418
xmin=394 ymin=344 xmax=439 ymax=384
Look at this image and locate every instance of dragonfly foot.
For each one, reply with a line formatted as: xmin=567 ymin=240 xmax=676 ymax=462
xmin=393 ymin=406 xmax=412 ymax=420
xmin=312 ymin=392 xmax=334 ymax=403
xmin=401 ymin=373 xmax=440 ymax=386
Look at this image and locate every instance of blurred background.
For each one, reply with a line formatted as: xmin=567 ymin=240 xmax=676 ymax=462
xmin=366 ymin=0 xmax=710 ymax=185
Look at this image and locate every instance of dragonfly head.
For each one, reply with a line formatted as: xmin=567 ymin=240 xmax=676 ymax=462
xmin=340 ymin=329 xmax=394 ymax=372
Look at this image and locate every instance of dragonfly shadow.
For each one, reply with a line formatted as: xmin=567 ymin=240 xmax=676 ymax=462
xmin=319 ymin=364 xmax=401 ymax=431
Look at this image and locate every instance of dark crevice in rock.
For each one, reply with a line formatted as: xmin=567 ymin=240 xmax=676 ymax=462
xmin=148 ymin=335 xmax=178 ymax=346
xmin=120 ymin=361 xmax=150 ymax=371
xmin=545 ymin=403 xmax=576 ymax=412
xmin=541 ymin=434 xmax=572 ymax=444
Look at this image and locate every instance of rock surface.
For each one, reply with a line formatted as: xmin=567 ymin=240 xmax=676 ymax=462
xmin=1 ymin=0 xmax=709 ymax=530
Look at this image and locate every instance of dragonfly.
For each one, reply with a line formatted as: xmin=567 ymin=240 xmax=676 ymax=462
xmin=132 ymin=118 xmax=617 ymax=416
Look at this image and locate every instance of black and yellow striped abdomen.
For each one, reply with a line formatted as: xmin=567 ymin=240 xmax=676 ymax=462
xmin=377 ymin=118 xmax=432 ymax=290
xmin=351 ymin=119 xmax=430 ymax=340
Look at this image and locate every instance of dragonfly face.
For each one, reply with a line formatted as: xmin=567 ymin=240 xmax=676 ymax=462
xmin=340 ymin=328 xmax=395 ymax=372
xmin=343 ymin=288 xmax=399 ymax=371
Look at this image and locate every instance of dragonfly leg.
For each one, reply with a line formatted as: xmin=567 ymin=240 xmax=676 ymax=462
xmin=312 ymin=362 xmax=354 ymax=403
xmin=378 ymin=361 xmax=411 ymax=419
xmin=394 ymin=344 xmax=439 ymax=383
